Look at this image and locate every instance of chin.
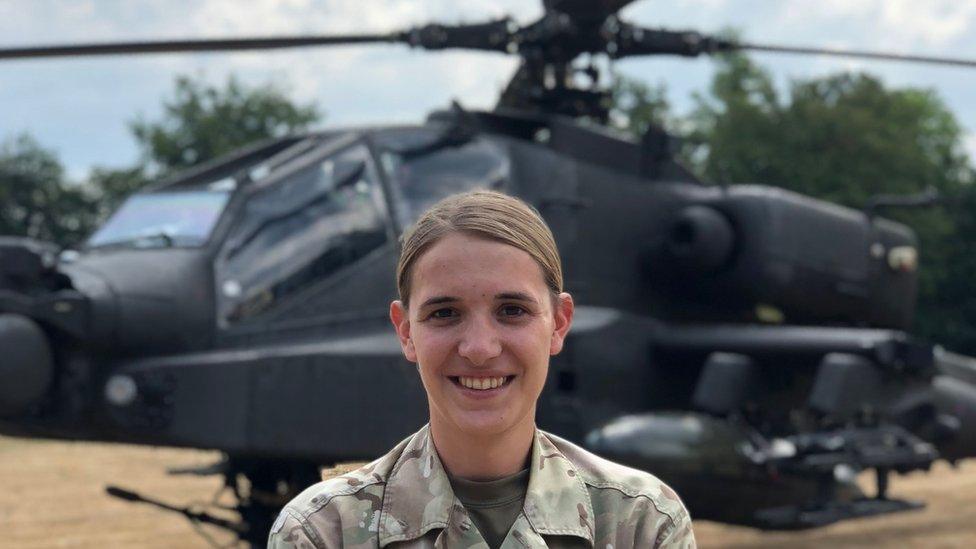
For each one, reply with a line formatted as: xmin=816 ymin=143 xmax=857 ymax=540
xmin=448 ymin=409 xmax=532 ymax=439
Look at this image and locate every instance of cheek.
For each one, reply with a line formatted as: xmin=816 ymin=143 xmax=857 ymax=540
xmin=411 ymin=328 xmax=455 ymax=369
xmin=511 ymin=328 xmax=554 ymax=372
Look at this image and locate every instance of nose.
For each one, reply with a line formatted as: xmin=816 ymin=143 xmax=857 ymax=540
xmin=457 ymin=313 xmax=502 ymax=366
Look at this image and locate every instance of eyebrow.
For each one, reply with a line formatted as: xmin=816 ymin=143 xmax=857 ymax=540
xmin=419 ymin=296 xmax=459 ymax=308
xmin=418 ymin=292 xmax=539 ymax=309
xmin=495 ymin=292 xmax=539 ymax=304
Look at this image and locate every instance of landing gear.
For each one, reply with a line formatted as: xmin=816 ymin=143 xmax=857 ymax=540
xmin=106 ymin=455 xmax=322 ymax=547
xmin=226 ymin=457 xmax=322 ymax=546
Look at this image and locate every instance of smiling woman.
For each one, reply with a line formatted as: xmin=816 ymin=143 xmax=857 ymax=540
xmin=269 ymin=190 xmax=696 ymax=549
xmin=395 ymin=232 xmax=564 ymax=479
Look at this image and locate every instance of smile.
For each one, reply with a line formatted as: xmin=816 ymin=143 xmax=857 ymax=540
xmin=450 ymin=375 xmax=515 ymax=391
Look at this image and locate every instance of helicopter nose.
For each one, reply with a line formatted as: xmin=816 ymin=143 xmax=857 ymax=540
xmin=0 ymin=314 xmax=54 ymax=417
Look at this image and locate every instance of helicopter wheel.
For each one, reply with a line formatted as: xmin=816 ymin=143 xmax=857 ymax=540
xmin=225 ymin=457 xmax=322 ymax=547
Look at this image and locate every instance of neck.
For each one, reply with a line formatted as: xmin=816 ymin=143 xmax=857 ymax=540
xmin=429 ymin=419 xmax=535 ymax=480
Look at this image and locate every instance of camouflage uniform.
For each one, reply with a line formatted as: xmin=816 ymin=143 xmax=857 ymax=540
xmin=268 ymin=425 xmax=695 ymax=548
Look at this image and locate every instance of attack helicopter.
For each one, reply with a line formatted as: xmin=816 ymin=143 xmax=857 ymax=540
xmin=3 ymin=0 xmax=976 ymax=545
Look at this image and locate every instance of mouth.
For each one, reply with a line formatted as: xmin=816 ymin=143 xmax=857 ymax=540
xmin=449 ymin=375 xmax=516 ymax=391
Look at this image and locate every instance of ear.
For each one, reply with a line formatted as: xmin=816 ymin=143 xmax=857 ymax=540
xmin=390 ymin=300 xmax=417 ymax=362
xmin=549 ymin=292 xmax=574 ymax=356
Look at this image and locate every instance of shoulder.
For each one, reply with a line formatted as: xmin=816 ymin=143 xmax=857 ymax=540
xmin=269 ymin=462 xmax=388 ymax=549
xmin=288 ymin=461 xmax=388 ymax=520
xmin=542 ymin=430 xmax=685 ymax=515
xmin=542 ymin=430 xmax=696 ymax=547
xmin=268 ymin=438 xmax=409 ymax=549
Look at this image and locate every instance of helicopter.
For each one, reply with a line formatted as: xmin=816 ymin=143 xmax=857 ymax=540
xmin=3 ymin=0 xmax=976 ymax=545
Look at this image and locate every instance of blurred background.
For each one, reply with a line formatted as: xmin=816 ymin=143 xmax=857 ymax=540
xmin=2 ymin=1 xmax=976 ymax=547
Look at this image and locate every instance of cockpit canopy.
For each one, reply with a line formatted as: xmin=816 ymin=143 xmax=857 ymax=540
xmin=87 ymin=187 xmax=232 ymax=249
xmin=217 ymin=127 xmax=509 ymax=324
xmin=85 ymin=125 xmax=510 ymax=326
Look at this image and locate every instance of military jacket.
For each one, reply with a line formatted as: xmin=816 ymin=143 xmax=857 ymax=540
xmin=268 ymin=425 xmax=696 ymax=548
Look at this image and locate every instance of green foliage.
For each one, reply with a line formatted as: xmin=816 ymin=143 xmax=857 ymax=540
xmin=610 ymin=75 xmax=672 ymax=137
xmin=91 ymin=75 xmax=321 ymax=217
xmin=130 ymin=75 xmax=321 ymax=174
xmin=913 ymin=188 xmax=976 ymax=352
xmin=693 ymin=54 xmax=970 ymax=205
xmin=609 ymin=74 xmax=707 ymax=168
xmin=0 ymin=135 xmax=96 ymax=247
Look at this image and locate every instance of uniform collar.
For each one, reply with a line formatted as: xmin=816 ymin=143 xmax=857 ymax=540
xmin=377 ymin=425 xmax=594 ymax=547
xmin=378 ymin=424 xmax=456 ymax=546
xmin=522 ymin=429 xmax=595 ymax=545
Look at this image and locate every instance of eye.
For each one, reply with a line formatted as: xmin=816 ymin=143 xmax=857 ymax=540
xmin=499 ymin=304 xmax=528 ymax=318
xmin=428 ymin=308 xmax=458 ymax=320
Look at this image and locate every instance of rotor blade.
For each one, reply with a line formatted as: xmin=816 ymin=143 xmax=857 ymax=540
xmin=609 ymin=26 xmax=976 ymax=69
xmin=738 ymin=42 xmax=976 ymax=68
xmin=0 ymin=34 xmax=399 ymax=60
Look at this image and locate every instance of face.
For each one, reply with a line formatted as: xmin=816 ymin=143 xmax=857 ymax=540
xmin=390 ymin=232 xmax=573 ymax=439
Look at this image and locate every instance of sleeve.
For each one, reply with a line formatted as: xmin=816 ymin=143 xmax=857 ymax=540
xmin=267 ymin=508 xmax=323 ymax=549
xmin=653 ymin=507 xmax=696 ymax=549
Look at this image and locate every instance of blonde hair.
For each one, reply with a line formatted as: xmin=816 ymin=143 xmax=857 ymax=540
xmin=396 ymin=190 xmax=563 ymax=307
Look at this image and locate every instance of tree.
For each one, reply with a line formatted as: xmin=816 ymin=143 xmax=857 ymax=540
xmin=932 ymin=186 xmax=976 ymax=352
xmin=90 ymin=75 xmax=322 ymax=214
xmin=610 ymin=75 xmax=672 ymax=138
xmin=0 ymin=135 xmax=96 ymax=247
xmin=692 ymin=55 xmax=971 ymax=205
xmin=130 ymin=75 xmax=321 ymax=174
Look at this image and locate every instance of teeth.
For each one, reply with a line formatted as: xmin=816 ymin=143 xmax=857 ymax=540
xmin=458 ymin=376 xmax=508 ymax=390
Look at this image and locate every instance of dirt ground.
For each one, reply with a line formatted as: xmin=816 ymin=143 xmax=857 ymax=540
xmin=2 ymin=435 xmax=975 ymax=548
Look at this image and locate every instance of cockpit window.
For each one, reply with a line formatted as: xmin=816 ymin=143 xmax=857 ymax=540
xmin=87 ymin=189 xmax=230 ymax=249
xmin=217 ymin=143 xmax=389 ymax=324
xmin=375 ymin=128 xmax=510 ymax=228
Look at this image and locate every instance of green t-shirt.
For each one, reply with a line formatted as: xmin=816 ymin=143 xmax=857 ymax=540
xmin=448 ymin=468 xmax=530 ymax=549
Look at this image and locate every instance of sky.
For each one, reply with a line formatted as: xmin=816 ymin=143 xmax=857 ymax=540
xmin=1 ymin=0 xmax=975 ymax=180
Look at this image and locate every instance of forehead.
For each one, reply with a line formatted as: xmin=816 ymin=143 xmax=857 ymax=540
xmin=410 ymin=233 xmax=548 ymax=300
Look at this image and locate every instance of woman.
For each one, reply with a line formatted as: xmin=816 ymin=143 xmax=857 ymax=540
xmin=269 ymin=190 xmax=695 ymax=548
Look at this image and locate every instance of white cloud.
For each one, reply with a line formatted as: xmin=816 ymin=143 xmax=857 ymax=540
xmin=876 ymin=1 xmax=976 ymax=47
xmin=675 ymin=0 xmax=730 ymax=8
xmin=777 ymin=0 xmax=976 ymax=49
